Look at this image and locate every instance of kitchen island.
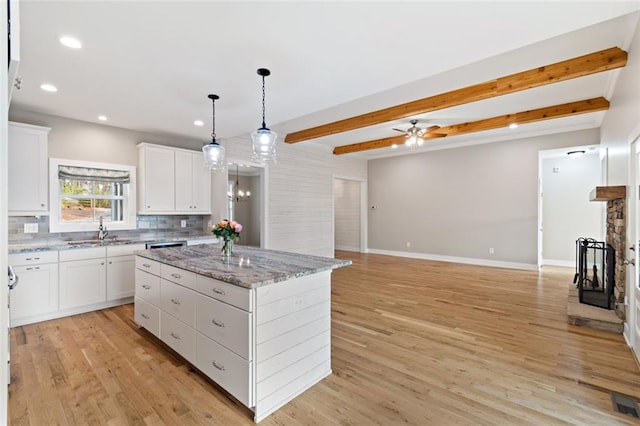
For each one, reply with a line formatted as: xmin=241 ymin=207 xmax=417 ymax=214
xmin=134 ymin=244 xmax=350 ymax=422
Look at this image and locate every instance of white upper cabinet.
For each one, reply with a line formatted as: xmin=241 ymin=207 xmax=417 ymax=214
xmin=8 ymin=0 xmax=20 ymax=104
xmin=175 ymin=150 xmax=211 ymax=213
xmin=138 ymin=144 xmax=175 ymax=213
xmin=8 ymin=122 xmax=50 ymax=215
xmin=138 ymin=143 xmax=211 ymax=215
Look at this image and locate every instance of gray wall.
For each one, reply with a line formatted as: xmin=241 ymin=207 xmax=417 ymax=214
xmin=368 ymin=129 xmax=600 ymax=267
xmin=334 ymin=178 xmax=361 ymax=252
xmin=541 ymin=152 xmax=604 ymax=264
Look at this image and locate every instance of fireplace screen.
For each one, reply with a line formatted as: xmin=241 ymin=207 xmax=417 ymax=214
xmin=574 ymin=238 xmax=615 ymax=309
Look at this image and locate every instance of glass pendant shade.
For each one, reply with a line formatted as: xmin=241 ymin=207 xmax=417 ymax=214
xmin=203 ymin=93 xmax=225 ymax=170
xmin=203 ymin=141 xmax=225 ymax=170
xmin=251 ymin=127 xmax=277 ymax=163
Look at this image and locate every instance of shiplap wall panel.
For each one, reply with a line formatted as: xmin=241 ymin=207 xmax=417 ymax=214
xmin=225 ymin=138 xmax=366 ymax=257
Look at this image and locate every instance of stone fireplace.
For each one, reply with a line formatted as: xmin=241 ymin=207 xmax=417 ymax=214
xmin=590 ymin=185 xmax=626 ymax=319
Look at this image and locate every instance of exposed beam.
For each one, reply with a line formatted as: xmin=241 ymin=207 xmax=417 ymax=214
xmin=287 ymin=47 xmax=626 ymax=144
xmin=332 ymin=97 xmax=609 ymax=155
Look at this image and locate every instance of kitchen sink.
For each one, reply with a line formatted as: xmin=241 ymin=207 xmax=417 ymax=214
xmin=66 ymin=238 xmax=132 ymax=245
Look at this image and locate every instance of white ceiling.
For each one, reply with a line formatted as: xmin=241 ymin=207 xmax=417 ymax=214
xmin=10 ymin=1 xmax=640 ymax=159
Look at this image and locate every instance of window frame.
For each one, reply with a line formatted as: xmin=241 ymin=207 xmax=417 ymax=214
xmin=49 ymin=158 xmax=137 ymax=233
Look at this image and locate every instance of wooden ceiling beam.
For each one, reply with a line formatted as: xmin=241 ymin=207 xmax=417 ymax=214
xmin=332 ymin=97 xmax=609 ymax=155
xmin=287 ymin=47 xmax=626 ymax=144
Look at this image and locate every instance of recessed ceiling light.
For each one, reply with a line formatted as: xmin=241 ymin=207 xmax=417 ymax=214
xmin=193 ymin=120 xmax=204 ymax=127
xmin=391 ymin=144 xmax=398 ymax=149
xmin=40 ymin=83 xmax=58 ymax=92
xmin=98 ymin=115 xmax=107 ymax=121
xmin=59 ymin=36 xmax=82 ymax=49
xmin=509 ymin=123 xmax=518 ymax=129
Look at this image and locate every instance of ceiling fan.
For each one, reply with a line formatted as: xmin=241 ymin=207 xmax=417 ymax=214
xmin=392 ymin=119 xmax=446 ymax=150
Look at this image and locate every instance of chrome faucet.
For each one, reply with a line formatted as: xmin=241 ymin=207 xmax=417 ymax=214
xmin=98 ymin=217 xmax=109 ymax=241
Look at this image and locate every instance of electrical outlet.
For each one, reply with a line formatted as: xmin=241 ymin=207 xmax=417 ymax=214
xmin=24 ymin=223 xmax=38 ymax=233
xmin=489 ymin=247 xmax=495 ymax=255
xmin=406 ymin=241 xmax=411 ymax=248
xmin=181 ymin=220 xmax=187 ymax=228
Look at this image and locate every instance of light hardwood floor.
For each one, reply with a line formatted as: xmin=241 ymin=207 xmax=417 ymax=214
xmin=9 ymin=251 xmax=640 ymax=425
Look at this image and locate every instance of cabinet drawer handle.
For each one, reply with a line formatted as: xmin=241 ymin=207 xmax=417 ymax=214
xmin=211 ymin=319 xmax=225 ymax=328
xmin=26 ymin=267 xmax=33 ymax=271
xmin=212 ymin=288 xmax=225 ymax=296
xmin=171 ymin=273 xmax=181 ymax=279
xmin=212 ymin=361 xmax=225 ymax=371
xmin=142 ymin=263 xmax=151 ymax=268
xmin=170 ymin=298 xmax=181 ymax=305
xmin=25 ymin=257 xmax=39 ymax=261
xmin=141 ymin=313 xmax=150 ymax=319
xmin=170 ymin=332 xmax=181 ymax=340
xmin=142 ymin=285 xmax=151 ymax=290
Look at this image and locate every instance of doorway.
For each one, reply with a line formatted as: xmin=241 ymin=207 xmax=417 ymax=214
xmin=538 ymin=146 xmax=604 ymax=267
xmin=333 ymin=178 xmax=365 ymax=253
xmin=227 ymin=162 xmax=263 ymax=248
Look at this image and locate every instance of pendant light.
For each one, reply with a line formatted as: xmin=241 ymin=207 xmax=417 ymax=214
xmin=202 ymin=94 xmax=225 ymax=170
xmin=251 ymin=68 xmax=277 ymax=163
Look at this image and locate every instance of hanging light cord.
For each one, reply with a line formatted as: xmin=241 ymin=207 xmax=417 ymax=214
xmin=261 ymin=75 xmax=267 ymax=129
xmin=211 ymin=98 xmax=217 ymax=141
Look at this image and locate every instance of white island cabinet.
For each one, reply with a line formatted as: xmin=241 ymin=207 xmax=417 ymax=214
xmin=134 ymin=244 xmax=350 ymax=422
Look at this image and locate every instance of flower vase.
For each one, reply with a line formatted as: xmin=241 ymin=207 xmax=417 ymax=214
xmin=221 ymin=237 xmax=233 ymax=257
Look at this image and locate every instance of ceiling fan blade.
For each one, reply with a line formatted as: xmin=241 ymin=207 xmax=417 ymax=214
xmin=424 ymin=125 xmax=441 ymax=132
xmin=391 ymin=128 xmax=407 ymax=133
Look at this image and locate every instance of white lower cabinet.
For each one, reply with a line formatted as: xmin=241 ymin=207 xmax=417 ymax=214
xmin=107 ymin=255 xmax=136 ymax=300
xmin=59 ymin=257 xmax=107 ymax=310
xmin=134 ymin=256 xmax=333 ymax=422
xmin=195 ymin=332 xmax=251 ymax=406
xmin=8 ymin=251 xmax=59 ymax=326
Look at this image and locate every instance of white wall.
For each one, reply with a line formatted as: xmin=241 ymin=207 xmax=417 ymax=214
xmin=601 ymin=13 xmax=640 ymax=185
xmin=368 ymin=129 xmax=600 ymax=268
xmin=541 ymin=152 xmax=604 ymax=265
xmin=334 ymin=178 xmax=361 ymax=252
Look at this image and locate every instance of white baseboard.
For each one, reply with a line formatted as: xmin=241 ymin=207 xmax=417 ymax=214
xmin=542 ymin=259 xmax=575 ymax=268
xmin=335 ymin=245 xmax=360 ymax=252
xmin=367 ymin=249 xmax=538 ymax=271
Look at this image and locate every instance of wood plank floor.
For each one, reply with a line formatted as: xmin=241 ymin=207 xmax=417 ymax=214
xmin=8 ymin=251 xmax=640 ymax=425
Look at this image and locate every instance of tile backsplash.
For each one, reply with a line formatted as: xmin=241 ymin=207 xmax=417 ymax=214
xmin=9 ymin=215 xmax=208 ymax=242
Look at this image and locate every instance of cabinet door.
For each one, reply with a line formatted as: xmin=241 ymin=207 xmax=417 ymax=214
xmin=175 ymin=150 xmax=194 ymax=211
xmin=107 ymin=255 xmax=136 ymax=300
xmin=191 ymin=152 xmax=211 ymax=213
xmin=10 ymin=263 xmax=58 ymax=323
xmin=8 ymin=123 xmax=49 ymax=214
xmin=59 ymin=258 xmax=107 ymax=310
xmin=140 ymin=145 xmax=175 ymax=212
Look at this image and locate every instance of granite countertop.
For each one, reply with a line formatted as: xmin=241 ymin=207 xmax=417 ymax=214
xmin=136 ymin=244 xmax=352 ymax=289
xmin=8 ymin=234 xmax=218 ymax=254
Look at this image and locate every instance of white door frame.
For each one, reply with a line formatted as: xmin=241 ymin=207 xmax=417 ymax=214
xmin=226 ymin=158 xmax=268 ymax=249
xmin=332 ymin=175 xmax=367 ymax=253
xmin=626 ymin=131 xmax=640 ymax=358
xmin=1 ymin=1 xmax=10 ymax=419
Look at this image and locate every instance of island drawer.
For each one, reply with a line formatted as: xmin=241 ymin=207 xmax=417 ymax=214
xmin=196 ymin=294 xmax=252 ymax=361
xmin=161 ymin=312 xmax=196 ymax=364
xmin=135 ymin=297 xmax=160 ymax=337
xmin=9 ymin=251 xmax=58 ymax=265
xmin=196 ymin=275 xmax=252 ymax=312
xmin=196 ymin=332 xmax=251 ymax=407
xmin=160 ymin=279 xmax=197 ymax=327
xmin=136 ymin=257 xmax=161 ymax=276
xmin=161 ymin=264 xmax=196 ymax=290
xmin=135 ymin=269 xmax=161 ymax=306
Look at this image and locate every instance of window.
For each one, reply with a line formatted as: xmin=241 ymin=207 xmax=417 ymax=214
xmin=50 ymin=158 xmax=137 ymax=232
